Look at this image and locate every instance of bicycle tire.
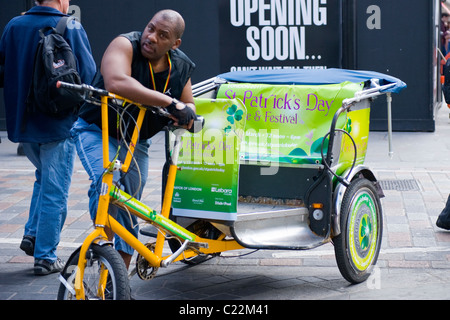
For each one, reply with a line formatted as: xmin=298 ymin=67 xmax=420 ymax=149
xmin=57 ymin=244 xmax=131 ymax=300
xmin=333 ymin=178 xmax=383 ymax=284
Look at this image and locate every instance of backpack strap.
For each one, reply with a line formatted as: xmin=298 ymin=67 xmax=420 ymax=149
xmin=37 ymin=16 xmax=70 ymax=39
xmin=55 ymin=16 xmax=70 ymax=36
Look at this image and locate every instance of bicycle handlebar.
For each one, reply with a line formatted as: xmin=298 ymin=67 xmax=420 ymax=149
xmin=56 ymin=81 xmax=204 ymax=133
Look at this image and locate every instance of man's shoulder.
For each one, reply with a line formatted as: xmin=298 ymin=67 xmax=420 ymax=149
xmin=120 ymin=31 xmax=142 ymax=43
xmin=171 ymin=48 xmax=195 ymax=69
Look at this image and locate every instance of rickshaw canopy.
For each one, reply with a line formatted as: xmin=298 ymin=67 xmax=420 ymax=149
xmin=218 ymin=68 xmax=406 ymax=93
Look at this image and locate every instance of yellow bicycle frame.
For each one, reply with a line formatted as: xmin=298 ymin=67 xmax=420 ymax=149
xmin=74 ymin=92 xmax=242 ymax=300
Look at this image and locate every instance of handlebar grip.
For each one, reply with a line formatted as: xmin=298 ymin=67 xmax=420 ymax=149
xmin=56 ymin=81 xmax=109 ymax=96
xmin=56 ymin=81 xmax=83 ymax=91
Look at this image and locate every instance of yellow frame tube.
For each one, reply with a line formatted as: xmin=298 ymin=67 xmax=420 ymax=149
xmin=75 ymin=228 xmax=104 ymax=300
xmin=161 ymin=164 xmax=178 ymax=218
xmin=101 ymin=95 xmax=110 ymax=169
xmin=122 ymin=108 xmax=147 ymax=173
xmin=166 ymin=238 xmax=244 ymax=264
xmin=97 ymin=264 xmax=109 ymax=299
xmin=75 ymin=172 xmax=113 ymax=300
xmin=155 ymin=164 xmax=178 ymax=257
xmin=106 ymin=216 xmax=162 ymax=267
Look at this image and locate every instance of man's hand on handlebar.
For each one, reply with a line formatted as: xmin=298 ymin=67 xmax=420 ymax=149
xmin=165 ymin=98 xmax=197 ymax=130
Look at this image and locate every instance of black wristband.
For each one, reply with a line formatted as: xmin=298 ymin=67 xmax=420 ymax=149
xmin=165 ymin=98 xmax=179 ymax=113
xmin=165 ymin=98 xmax=196 ymax=126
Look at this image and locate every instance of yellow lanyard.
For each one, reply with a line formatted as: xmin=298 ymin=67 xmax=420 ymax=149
xmin=148 ymin=52 xmax=172 ymax=93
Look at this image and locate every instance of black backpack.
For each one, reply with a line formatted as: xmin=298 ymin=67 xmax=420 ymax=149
xmin=27 ymin=16 xmax=83 ymax=117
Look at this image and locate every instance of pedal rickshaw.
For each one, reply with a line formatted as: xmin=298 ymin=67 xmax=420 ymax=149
xmin=57 ymin=68 xmax=406 ymax=300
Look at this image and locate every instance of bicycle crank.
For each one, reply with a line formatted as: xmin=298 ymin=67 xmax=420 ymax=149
xmin=135 ymin=242 xmax=159 ymax=281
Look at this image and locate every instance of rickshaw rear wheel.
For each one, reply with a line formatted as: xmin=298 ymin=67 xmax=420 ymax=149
xmin=333 ymin=178 xmax=383 ymax=284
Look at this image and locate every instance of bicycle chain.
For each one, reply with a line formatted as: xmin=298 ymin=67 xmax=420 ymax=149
xmin=135 ymin=242 xmax=159 ymax=281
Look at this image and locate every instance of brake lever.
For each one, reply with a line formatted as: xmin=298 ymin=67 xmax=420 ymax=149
xmin=154 ymin=106 xmax=172 ymax=118
xmin=189 ymin=116 xmax=204 ymax=133
xmin=153 ymin=106 xmax=204 ymax=134
xmin=165 ymin=115 xmax=205 ymax=134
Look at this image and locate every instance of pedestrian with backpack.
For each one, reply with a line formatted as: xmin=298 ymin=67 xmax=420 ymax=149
xmin=0 ymin=0 xmax=96 ymax=275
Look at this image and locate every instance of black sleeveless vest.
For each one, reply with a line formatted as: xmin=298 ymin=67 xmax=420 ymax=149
xmin=79 ymin=31 xmax=195 ymax=140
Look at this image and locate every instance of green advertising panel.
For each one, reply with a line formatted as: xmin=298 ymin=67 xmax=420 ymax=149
xmin=216 ymin=81 xmax=364 ymax=167
xmin=173 ymin=81 xmax=370 ymax=221
xmin=336 ymin=105 xmax=371 ymax=176
xmin=172 ymin=98 xmax=246 ymax=221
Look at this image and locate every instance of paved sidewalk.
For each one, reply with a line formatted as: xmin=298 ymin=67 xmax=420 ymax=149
xmin=1 ymin=105 xmax=450 ymax=300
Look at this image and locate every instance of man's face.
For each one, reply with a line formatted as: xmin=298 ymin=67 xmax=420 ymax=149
xmin=140 ymin=14 xmax=180 ymax=62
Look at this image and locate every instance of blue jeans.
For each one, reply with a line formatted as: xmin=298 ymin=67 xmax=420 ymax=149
xmin=22 ymin=138 xmax=76 ymax=262
xmin=70 ymin=118 xmax=150 ymax=255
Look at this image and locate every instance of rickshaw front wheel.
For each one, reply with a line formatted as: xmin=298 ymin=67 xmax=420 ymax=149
xmin=333 ymin=178 xmax=383 ymax=284
xmin=57 ymin=244 xmax=131 ymax=300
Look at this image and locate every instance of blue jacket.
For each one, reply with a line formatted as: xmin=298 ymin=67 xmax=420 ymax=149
xmin=0 ymin=6 xmax=96 ymax=143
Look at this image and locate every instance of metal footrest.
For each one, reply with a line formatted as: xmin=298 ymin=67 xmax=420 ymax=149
xmin=188 ymin=241 xmax=209 ymax=249
xmin=233 ymin=203 xmax=326 ymax=249
xmin=140 ymin=225 xmax=208 ymax=250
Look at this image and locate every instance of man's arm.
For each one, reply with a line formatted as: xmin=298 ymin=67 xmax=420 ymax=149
xmin=101 ymin=36 xmax=173 ymax=107
xmin=179 ymin=78 xmax=195 ymax=111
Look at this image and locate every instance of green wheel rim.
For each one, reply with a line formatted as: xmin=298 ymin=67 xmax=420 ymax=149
xmin=348 ymin=189 xmax=379 ymax=272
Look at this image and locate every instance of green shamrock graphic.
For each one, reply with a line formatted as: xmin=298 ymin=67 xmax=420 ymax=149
xmin=223 ymin=104 xmax=244 ymax=136
xmin=345 ymin=118 xmax=352 ymax=134
xmin=226 ymin=104 xmax=244 ymax=124
xmin=359 ymin=214 xmax=372 ymax=251
xmin=224 ymin=125 xmax=232 ymax=134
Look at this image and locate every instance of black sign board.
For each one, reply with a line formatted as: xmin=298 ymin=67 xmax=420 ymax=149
xmin=351 ymin=0 xmax=438 ymax=131
xmin=218 ymin=0 xmax=342 ymax=72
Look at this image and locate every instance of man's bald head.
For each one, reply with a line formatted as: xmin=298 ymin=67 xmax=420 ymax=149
xmin=153 ymin=9 xmax=185 ymax=39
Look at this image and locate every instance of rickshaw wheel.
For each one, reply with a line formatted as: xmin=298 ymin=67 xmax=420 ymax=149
xmin=333 ymin=178 xmax=383 ymax=284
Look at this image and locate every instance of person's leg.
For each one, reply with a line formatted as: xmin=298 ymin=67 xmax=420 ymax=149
xmin=113 ymin=139 xmax=151 ymax=268
xmin=437 ymin=194 xmax=450 ymax=230
xmin=32 ymin=138 xmax=76 ymax=274
xmin=71 ymin=119 xmax=108 ymax=221
xmin=20 ymin=143 xmax=42 ymax=256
